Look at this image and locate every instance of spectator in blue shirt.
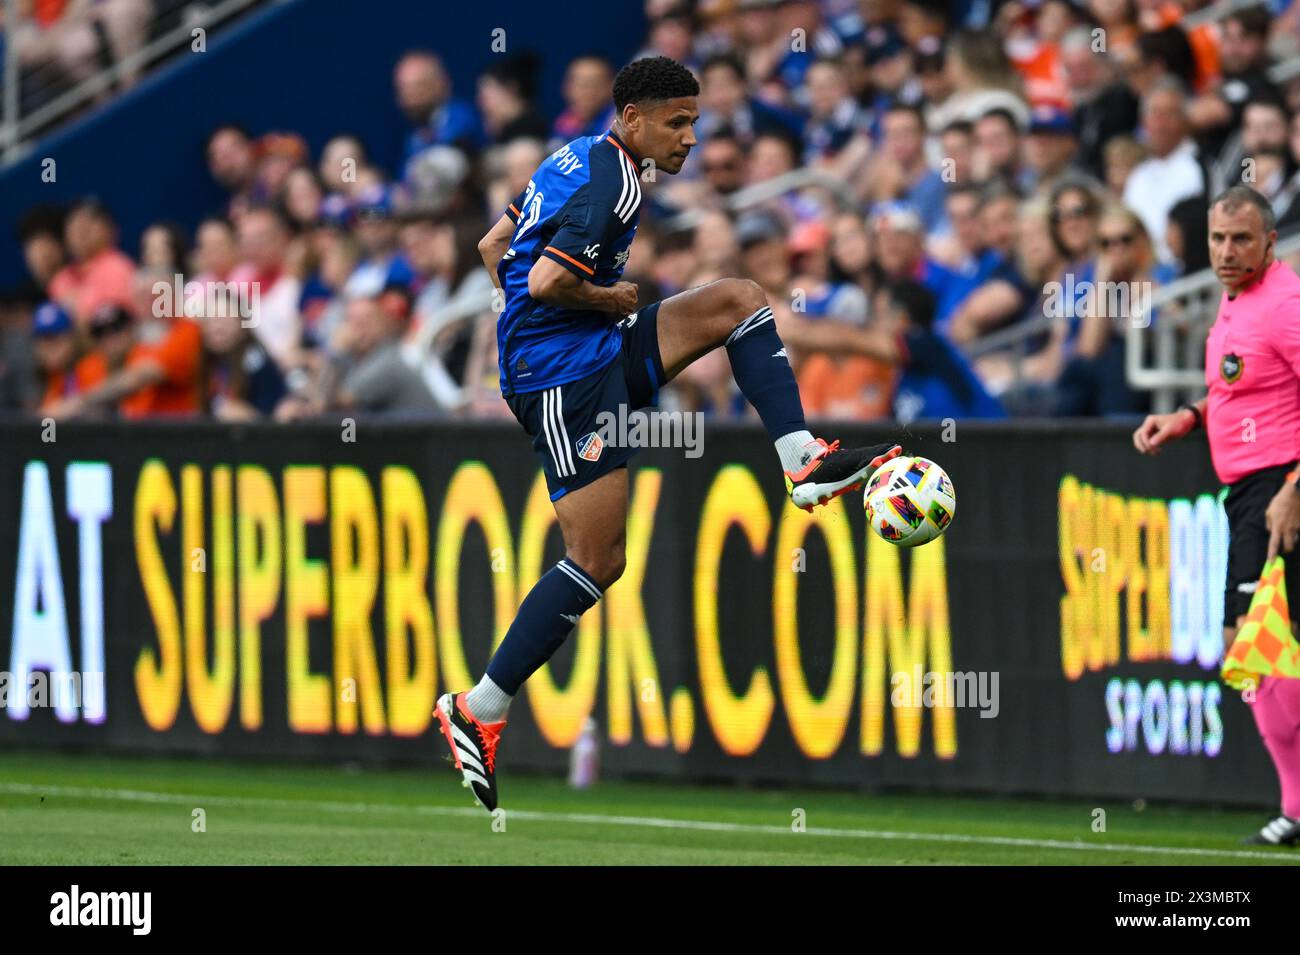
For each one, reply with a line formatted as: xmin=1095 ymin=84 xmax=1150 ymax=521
xmin=698 ymin=52 xmax=804 ymax=147
xmin=924 ymin=183 xmax=1023 ymax=332
xmin=395 ymin=51 xmax=484 ymax=174
xmin=802 ymin=58 xmax=870 ymax=172
xmin=343 ymin=185 xmax=415 ymax=300
xmin=867 ymin=102 xmax=947 ymax=233
xmin=880 ymin=279 xmax=1006 ymax=422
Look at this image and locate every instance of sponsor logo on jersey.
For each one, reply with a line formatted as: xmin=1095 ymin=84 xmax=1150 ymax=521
xmin=576 ymin=432 xmax=604 ymax=462
xmin=614 ymin=248 xmax=631 ymax=269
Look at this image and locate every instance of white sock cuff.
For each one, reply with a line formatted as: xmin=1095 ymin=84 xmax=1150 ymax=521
xmin=465 ymin=675 xmax=512 ymax=723
xmin=775 ymin=429 xmax=818 ymax=474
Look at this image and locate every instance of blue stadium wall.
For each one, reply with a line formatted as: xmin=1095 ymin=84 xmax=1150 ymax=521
xmin=0 ymin=0 xmax=647 ymax=288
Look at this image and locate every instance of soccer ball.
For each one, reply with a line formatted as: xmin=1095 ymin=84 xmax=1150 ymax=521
xmin=863 ymin=455 xmax=956 ymax=547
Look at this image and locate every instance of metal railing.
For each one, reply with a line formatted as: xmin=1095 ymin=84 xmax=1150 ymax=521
xmin=1 ymin=0 xmax=270 ymax=167
xmin=658 ymin=166 xmax=859 ymax=233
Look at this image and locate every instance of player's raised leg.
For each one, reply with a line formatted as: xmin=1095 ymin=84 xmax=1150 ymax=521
xmin=655 ymin=276 xmax=903 ymax=510
xmin=435 ymin=468 xmax=627 ymax=811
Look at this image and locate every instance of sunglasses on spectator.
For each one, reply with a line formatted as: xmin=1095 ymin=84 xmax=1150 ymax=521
xmin=1099 ymin=233 xmax=1136 ymax=250
xmin=1051 ymin=205 xmax=1092 ymax=223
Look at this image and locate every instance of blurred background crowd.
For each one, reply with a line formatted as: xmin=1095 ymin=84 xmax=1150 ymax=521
xmin=7 ymin=0 xmax=1300 ymax=423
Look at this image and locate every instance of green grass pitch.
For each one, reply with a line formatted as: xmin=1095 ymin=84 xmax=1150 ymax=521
xmin=1 ymin=750 xmax=1298 ymax=865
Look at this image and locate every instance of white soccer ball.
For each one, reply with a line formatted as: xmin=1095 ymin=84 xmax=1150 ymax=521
xmin=863 ymin=455 xmax=956 ymax=547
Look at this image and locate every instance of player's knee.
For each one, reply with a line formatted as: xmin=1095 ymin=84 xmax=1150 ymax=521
xmin=723 ymin=278 xmax=767 ymax=319
xmin=566 ymin=545 xmax=625 ymax=590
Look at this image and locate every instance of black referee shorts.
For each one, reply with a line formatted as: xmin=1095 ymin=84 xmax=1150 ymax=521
xmin=1224 ymin=461 xmax=1300 ymax=629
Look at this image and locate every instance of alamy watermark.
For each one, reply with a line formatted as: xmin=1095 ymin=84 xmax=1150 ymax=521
xmin=1043 ymin=275 xmax=1152 ymax=328
xmin=152 ymin=274 xmax=260 ymax=327
xmin=0 ymin=670 xmax=104 ymax=711
xmin=587 ymin=404 xmax=705 ymax=459
xmin=890 ymin=665 xmax=1000 ymax=719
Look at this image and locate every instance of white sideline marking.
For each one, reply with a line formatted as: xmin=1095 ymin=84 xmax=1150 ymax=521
xmin=1 ymin=782 xmax=1296 ymax=862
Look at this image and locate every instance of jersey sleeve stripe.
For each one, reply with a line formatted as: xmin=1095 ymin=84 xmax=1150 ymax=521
xmin=543 ymin=245 xmax=596 ymax=276
xmin=508 ymin=203 xmax=521 ymax=219
xmin=614 ymin=155 xmax=631 ymax=225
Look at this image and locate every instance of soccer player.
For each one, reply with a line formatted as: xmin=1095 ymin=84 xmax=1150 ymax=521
xmin=1134 ymin=185 xmax=1300 ymax=845
xmin=435 ymin=56 xmax=903 ymax=810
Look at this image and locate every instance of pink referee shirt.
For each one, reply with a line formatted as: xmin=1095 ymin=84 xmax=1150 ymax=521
xmin=1204 ymin=258 xmax=1300 ymax=484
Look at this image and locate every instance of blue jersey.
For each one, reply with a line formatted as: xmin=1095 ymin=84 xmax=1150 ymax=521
xmin=496 ymin=129 xmax=643 ymax=397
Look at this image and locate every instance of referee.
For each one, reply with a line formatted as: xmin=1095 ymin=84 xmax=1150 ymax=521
xmin=1134 ymin=185 xmax=1300 ymax=846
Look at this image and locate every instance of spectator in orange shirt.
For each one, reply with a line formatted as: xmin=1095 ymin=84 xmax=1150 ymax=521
xmin=46 ymin=303 xmax=202 ymax=419
xmin=799 ymin=351 xmax=896 ymax=422
xmin=46 ymin=198 xmax=136 ymax=328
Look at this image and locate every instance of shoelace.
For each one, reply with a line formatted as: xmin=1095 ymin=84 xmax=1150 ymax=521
xmin=475 ymin=724 xmax=501 ymax=773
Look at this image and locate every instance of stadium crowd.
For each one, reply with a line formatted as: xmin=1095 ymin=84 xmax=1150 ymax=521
xmin=7 ymin=0 xmax=1300 ymax=423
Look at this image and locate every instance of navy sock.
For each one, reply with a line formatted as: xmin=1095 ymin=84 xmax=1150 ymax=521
xmin=725 ymin=305 xmax=807 ymax=440
xmin=486 ymin=557 xmax=603 ymax=694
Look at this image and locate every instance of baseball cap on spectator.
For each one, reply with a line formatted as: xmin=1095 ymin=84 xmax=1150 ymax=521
xmin=1028 ymin=105 xmax=1077 ymax=136
xmin=32 ymin=302 xmax=74 ymax=337
xmin=87 ymin=303 xmax=133 ymax=338
xmin=869 ymin=201 xmax=923 ymax=234
xmin=864 ymin=25 xmax=908 ymax=65
xmin=735 ymin=210 xmax=786 ymax=249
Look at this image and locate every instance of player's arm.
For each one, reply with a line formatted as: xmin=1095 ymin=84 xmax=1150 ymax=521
xmin=478 ymin=214 xmax=516 ymax=292
xmin=527 ymin=256 xmax=637 ymax=314
xmin=528 ymin=163 xmax=638 ymax=316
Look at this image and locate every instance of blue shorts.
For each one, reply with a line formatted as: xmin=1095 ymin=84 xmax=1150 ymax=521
xmin=506 ymin=301 xmax=666 ymax=502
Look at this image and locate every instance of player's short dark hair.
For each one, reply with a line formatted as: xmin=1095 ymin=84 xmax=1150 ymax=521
xmin=1211 ymin=184 xmax=1276 ymax=233
xmin=613 ymin=56 xmax=700 ymax=112
xmin=885 ymin=279 xmax=937 ymax=331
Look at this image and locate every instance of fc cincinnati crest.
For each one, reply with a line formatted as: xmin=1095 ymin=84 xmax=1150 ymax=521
xmin=576 ymin=432 xmax=604 ymax=462
xmin=1221 ymin=352 xmax=1243 ymax=383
